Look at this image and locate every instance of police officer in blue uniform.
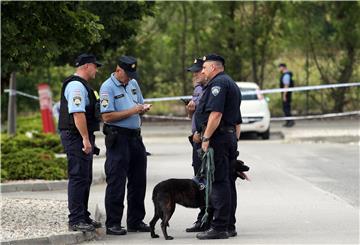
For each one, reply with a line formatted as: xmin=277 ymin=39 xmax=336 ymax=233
xmin=194 ymin=54 xmax=242 ymax=240
xmin=279 ymin=63 xmax=295 ymax=127
xmin=59 ymin=53 xmax=102 ymax=232
xmin=100 ymin=56 xmax=152 ymax=235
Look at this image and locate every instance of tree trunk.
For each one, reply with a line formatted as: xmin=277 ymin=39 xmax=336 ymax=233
xmin=181 ymin=2 xmax=188 ymax=95
xmin=7 ymin=71 xmax=17 ymax=136
xmin=250 ymin=2 xmax=258 ymax=84
xmin=332 ymin=45 xmax=356 ymax=112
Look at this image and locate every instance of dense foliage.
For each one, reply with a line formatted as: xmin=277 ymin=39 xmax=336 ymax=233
xmin=1 ymin=114 xmax=66 ymax=181
xmin=1 ymin=1 xmax=359 ymax=122
xmin=1 ymin=132 xmax=66 ymax=181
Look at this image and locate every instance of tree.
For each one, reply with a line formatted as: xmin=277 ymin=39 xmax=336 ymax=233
xmin=281 ymin=2 xmax=360 ymax=112
xmin=1 ymin=1 xmax=155 ymax=133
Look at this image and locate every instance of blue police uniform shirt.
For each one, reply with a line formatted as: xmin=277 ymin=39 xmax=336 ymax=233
xmin=64 ymin=78 xmax=89 ymax=114
xmin=282 ymin=73 xmax=291 ymax=86
xmin=194 ymin=72 xmax=242 ymax=132
xmin=100 ymin=73 xmax=144 ymax=129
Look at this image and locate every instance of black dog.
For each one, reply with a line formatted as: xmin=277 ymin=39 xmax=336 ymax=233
xmin=149 ymin=159 xmax=250 ymax=240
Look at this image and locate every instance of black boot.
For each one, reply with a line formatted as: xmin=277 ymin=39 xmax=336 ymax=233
xmin=127 ymin=221 xmax=150 ymax=232
xmin=196 ymin=228 xmax=229 ymax=240
xmin=86 ymin=218 xmax=102 ymax=228
xmin=186 ymin=221 xmax=209 ymax=232
xmin=69 ymin=222 xmax=95 ymax=232
xmin=106 ymin=225 xmax=127 ymax=235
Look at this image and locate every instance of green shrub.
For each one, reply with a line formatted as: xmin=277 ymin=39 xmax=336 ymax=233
xmin=1 ymin=129 xmax=66 ymax=182
xmin=1 ymin=148 xmax=67 ymax=181
xmin=1 ymin=132 xmax=64 ymax=154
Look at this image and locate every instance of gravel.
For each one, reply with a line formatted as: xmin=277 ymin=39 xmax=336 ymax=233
xmin=1 ymin=198 xmax=69 ymax=242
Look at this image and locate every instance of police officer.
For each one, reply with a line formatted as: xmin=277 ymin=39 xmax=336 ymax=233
xmin=100 ymin=56 xmax=151 ymax=235
xmin=59 ymin=53 xmax=102 ymax=232
xmin=194 ymin=54 xmax=242 ymax=240
xmin=279 ymin=63 xmax=295 ymax=127
xmin=184 ymin=58 xmax=213 ymax=233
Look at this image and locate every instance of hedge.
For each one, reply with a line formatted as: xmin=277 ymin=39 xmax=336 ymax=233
xmin=1 ymin=132 xmax=67 ymax=182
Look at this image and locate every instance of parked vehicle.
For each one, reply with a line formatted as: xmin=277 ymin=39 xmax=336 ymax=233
xmin=237 ymin=82 xmax=271 ymax=139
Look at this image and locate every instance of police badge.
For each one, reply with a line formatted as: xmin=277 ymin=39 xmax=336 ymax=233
xmin=101 ymin=98 xmax=109 ymax=108
xmin=73 ymin=96 xmax=82 ymax=106
xmin=211 ymin=86 xmax=221 ymax=96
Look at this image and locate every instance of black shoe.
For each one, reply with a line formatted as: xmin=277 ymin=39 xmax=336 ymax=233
xmin=69 ymin=222 xmax=95 ymax=232
xmin=196 ymin=228 xmax=229 ymax=240
xmin=186 ymin=221 xmax=209 ymax=232
xmin=287 ymin=121 xmax=295 ymax=127
xmin=86 ymin=218 xmax=102 ymax=228
xmin=127 ymin=221 xmax=150 ymax=232
xmin=106 ymin=225 xmax=127 ymax=235
xmin=228 ymin=229 xmax=237 ymax=237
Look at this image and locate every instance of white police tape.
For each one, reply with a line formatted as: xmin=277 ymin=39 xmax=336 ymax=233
xmin=4 ymin=89 xmax=39 ymax=100
xmin=270 ymin=111 xmax=360 ymax=121
xmin=144 ymin=82 xmax=360 ymax=102
xmin=143 ymin=111 xmax=360 ymax=122
xmin=5 ymin=82 xmax=359 ymax=102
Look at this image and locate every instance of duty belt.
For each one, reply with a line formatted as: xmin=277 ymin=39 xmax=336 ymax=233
xmin=103 ymin=124 xmax=141 ymax=137
xmin=217 ymin=126 xmax=235 ymax=134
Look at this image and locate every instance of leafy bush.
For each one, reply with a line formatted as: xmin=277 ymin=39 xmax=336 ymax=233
xmin=1 ymin=148 xmax=67 ymax=181
xmin=1 ymin=132 xmax=64 ymax=154
xmin=1 ymin=129 xmax=67 ymax=182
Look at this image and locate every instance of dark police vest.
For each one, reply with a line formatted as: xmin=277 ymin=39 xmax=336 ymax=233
xmin=279 ymin=71 xmax=294 ymax=99
xmin=58 ymin=75 xmax=100 ymax=133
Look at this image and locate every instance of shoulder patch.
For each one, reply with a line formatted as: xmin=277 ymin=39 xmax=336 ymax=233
xmin=73 ymin=96 xmax=82 ymax=106
xmin=101 ymin=98 xmax=109 ymax=108
xmin=211 ymin=86 xmax=221 ymax=96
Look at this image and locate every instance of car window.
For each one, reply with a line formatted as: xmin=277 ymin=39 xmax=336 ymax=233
xmin=239 ymin=88 xmax=257 ymax=100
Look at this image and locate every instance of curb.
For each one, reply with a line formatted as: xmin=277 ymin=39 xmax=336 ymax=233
xmin=0 ymin=229 xmax=102 ymax=245
xmin=0 ymin=175 xmax=105 ymax=193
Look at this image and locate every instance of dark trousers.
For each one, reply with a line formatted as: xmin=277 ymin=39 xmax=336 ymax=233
xmin=209 ymin=132 xmax=238 ymax=231
xmin=104 ymin=133 xmax=147 ymax=227
xmin=228 ymin=173 xmax=237 ymax=231
xmin=282 ymin=95 xmax=293 ymax=123
xmin=60 ymin=131 xmax=95 ymax=225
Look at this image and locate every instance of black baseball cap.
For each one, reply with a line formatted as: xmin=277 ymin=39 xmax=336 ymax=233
xmin=202 ymin=53 xmax=225 ymax=65
xmin=187 ymin=58 xmax=204 ymax=73
xmin=75 ymin=53 xmax=102 ymax=67
xmin=118 ymin=55 xmax=139 ymax=80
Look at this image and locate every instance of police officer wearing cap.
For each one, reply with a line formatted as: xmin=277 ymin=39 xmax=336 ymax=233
xmin=100 ymin=55 xmax=151 ymax=235
xmin=185 ymin=58 xmax=213 ymax=233
xmin=194 ymin=54 xmax=242 ymax=240
xmin=59 ymin=53 xmax=102 ymax=232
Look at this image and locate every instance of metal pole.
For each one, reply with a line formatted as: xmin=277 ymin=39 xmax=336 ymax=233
xmin=305 ymin=49 xmax=309 ymax=114
xmin=7 ymin=72 xmax=17 ymax=136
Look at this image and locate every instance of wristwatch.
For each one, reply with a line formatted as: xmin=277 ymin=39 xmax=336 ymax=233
xmin=201 ymin=136 xmax=210 ymax=142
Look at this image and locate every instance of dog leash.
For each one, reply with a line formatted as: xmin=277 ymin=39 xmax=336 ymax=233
xmin=200 ymin=147 xmax=215 ymax=227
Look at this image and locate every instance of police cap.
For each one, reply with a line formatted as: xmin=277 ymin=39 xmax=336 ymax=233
xmin=187 ymin=58 xmax=204 ymax=72
xmin=202 ymin=54 xmax=225 ymax=66
xmin=118 ymin=55 xmax=139 ymax=80
xmin=75 ymin=53 xmax=102 ymax=67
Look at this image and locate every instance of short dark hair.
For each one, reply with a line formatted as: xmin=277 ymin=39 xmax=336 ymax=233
xmin=278 ymin=63 xmax=287 ymax=68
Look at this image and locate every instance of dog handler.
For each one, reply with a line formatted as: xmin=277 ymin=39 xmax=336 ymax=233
xmin=100 ymin=56 xmax=151 ymax=235
xmin=185 ymin=57 xmax=214 ymax=232
xmin=59 ymin=53 xmax=102 ymax=232
xmin=194 ymin=54 xmax=242 ymax=239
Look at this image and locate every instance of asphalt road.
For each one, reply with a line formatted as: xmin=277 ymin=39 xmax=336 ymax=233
xmin=3 ymin=120 xmax=359 ymax=244
xmin=86 ymin=135 xmax=358 ymax=244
